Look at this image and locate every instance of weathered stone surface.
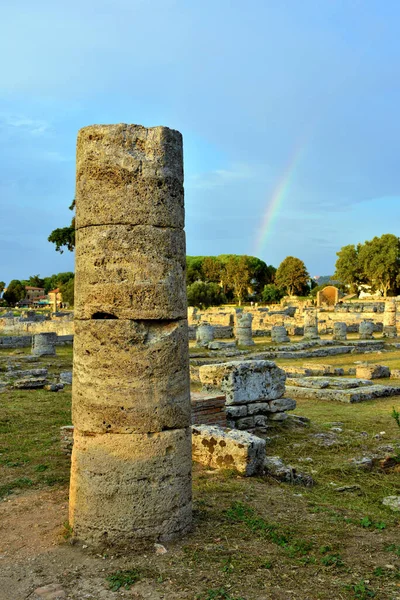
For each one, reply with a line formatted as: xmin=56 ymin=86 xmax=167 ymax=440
xmin=75 ymin=124 xmax=184 ymax=229
xmin=226 ymin=405 xmax=248 ymax=418
xmin=191 ymin=391 xmax=226 ymax=427
xmin=286 ymin=383 xmax=400 ymax=403
xmin=333 ymin=322 xmax=347 ymax=341
xmin=287 ymin=377 xmax=373 ymax=390
xmin=382 ymin=496 xmax=400 ymax=511
xmin=32 ymin=332 xmax=57 ymax=356
xmin=191 ymin=424 xmax=266 ymax=476
xmin=390 ymin=369 xmax=400 ymax=379
xmin=235 ymin=312 xmax=255 ymax=346
xmin=268 ymin=412 xmax=288 ymax=421
xmin=69 ymin=428 xmax=192 ymax=544
xmin=72 ymin=319 xmax=190 ymax=433
xmin=355 ymin=364 xmax=390 ymax=380
xmin=13 ymin=377 xmax=47 ymax=389
xmin=199 ymin=360 xmax=286 ymax=405
xmin=44 ymin=383 xmax=64 ymax=392
xmin=74 ymin=224 xmax=186 ymax=320
xmin=60 ymin=425 xmax=74 ymax=455
xmin=383 ymin=299 xmax=397 ymax=338
xmin=60 ymin=371 xmax=73 ymax=385
xmin=264 ymin=456 xmax=315 ymax=486
xmin=359 ymin=321 xmax=374 ymax=340
xmin=236 ymin=416 xmax=255 ymax=429
xmin=196 ymin=323 xmax=214 ymax=347
xmin=271 ymin=325 xmax=290 ymax=343
xmin=268 ymin=397 xmax=296 ymax=412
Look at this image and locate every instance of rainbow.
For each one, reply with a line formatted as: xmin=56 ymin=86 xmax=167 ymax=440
xmin=253 ymin=143 xmax=306 ymax=258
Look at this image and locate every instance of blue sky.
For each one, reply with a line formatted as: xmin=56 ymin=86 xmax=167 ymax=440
xmin=1 ymin=0 xmax=399 ymax=283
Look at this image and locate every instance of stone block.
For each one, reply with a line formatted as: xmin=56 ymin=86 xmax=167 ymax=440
xmin=32 ymin=332 xmax=57 ymax=356
xmin=75 ymin=124 xmax=184 ymax=230
xmin=74 ymin=224 xmax=186 ymax=320
xmin=191 ymin=424 xmax=266 ymax=476
xmin=268 ymin=412 xmax=288 ymax=421
xmin=247 ymin=402 xmax=271 ymax=415
xmin=254 ymin=415 xmax=268 ymax=428
xmin=69 ymin=428 xmax=192 ymax=544
xmin=355 ymin=364 xmax=390 ymax=380
xmin=236 ymin=416 xmax=255 ymax=429
xmin=72 ymin=319 xmax=191 ymax=434
xmin=225 ymin=405 xmax=248 ymax=418
xmin=268 ymin=398 xmax=297 ymax=413
xmin=199 ymin=360 xmax=286 ymax=405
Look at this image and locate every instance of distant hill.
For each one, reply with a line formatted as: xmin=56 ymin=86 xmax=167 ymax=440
xmin=313 ymin=275 xmax=340 ymax=285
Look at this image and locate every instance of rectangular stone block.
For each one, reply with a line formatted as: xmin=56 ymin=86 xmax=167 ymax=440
xmin=247 ymin=402 xmax=270 ymax=415
xmin=199 ymin=360 xmax=286 ymax=405
xmin=75 ymin=124 xmax=184 ymax=230
xmin=236 ymin=416 xmax=255 ymax=430
xmin=69 ymin=428 xmax=192 ymax=544
xmin=72 ymin=319 xmax=191 ymax=434
xmin=225 ymin=405 xmax=248 ymax=418
xmin=191 ymin=424 xmax=266 ymax=476
xmin=268 ymin=398 xmax=297 ymax=413
xmin=74 ymin=224 xmax=186 ymax=320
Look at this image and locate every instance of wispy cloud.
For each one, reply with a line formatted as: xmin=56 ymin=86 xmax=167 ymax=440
xmin=186 ymin=163 xmax=258 ymax=190
xmin=0 ymin=114 xmax=50 ymax=136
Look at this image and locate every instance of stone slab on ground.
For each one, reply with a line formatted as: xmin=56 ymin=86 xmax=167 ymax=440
xmin=191 ymin=424 xmax=266 ymax=476
xmin=286 ymin=383 xmax=400 ymax=403
xmin=286 ymin=377 xmax=374 ymax=390
xmin=191 ymin=391 xmax=226 ymax=427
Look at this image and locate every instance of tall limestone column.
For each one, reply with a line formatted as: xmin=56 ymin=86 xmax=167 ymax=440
xmin=69 ymin=124 xmax=192 ymax=546
xmin=383 ymin=299 xmax=397 ymax=338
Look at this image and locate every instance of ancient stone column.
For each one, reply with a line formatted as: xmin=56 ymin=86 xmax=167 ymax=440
xmin=383 ymin=299 xmax=397 ymax=338
xmin=359 ymin=320 xmax=374 ymax=340
xmin=196 ymin=323 xmax=214 ymax=347
xmin=235 ymin=311 xmax=255 ymax=346
xmin=303 ymin=309 xmax=319 ymax=340
xmin=69 ymin=124 xmax=192 ymax=546
xmin=271 ymin=325 xmax=290 ymax=343
xmin=333 ymin=322 xmax=347 ymax=341
xmin=32 ymin=332 xmax=57 ymax=356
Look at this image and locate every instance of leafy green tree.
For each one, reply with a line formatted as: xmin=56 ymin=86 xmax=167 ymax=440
xmin=27 ymin=275 xmax=45 ymax=288
xmin=186 ymin=257 xmax=204 ymax=285
xmin=3 ymin=280 xmax=26 ymax=306
xmin=261 ymin=284 xmax=283 ymax=303
xmin=275 ymin=256 xmax=309 ymax=296
xmin=0 ymin=281 xmax=5 ymax=295
xmin=334 ymin=244 xmax=363 ymax=293
xmin=222 ymin=255 xmax=251 ymax=305
xmin=358 ymin=234 xmax=400 ymax=297
xmin=48 ymin=200 xmax=75 ymax=253
xmin=43 ymin=272 xmax=74 ymax=293
xmin=187 ymin=281 xmax=226 ymax=309
xmin=201 ymin=256 xmax=223 ymax=283
xmin=60 ymin=278 xmax=74 ymax=306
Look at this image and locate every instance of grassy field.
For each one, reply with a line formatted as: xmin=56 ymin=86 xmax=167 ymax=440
xmin=1 ymin=344 xmax=400 ymax=598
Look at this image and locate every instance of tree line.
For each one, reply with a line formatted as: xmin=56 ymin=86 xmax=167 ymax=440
xmin=0 ymin=273 xmax=75 ymax=307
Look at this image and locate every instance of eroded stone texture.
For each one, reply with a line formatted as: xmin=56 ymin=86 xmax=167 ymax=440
xmin=196 ymin=323 xmax=214 ymax=347
xmin=72 ymin=319 xmax=191 ymax=434
xmin=32 ymin=332 xmax=57 ymax=356
xmin=70 ymin=123 xmax=191 ymax=545
xmin=74 ymin=225 xmax=186 ymax=320
xmin=333 ymin=322 xmax=347 ymax=341
xmin=383 ymin=299 xmax=397 ymax=338
xmin=235 ymin=312 xmax=255 ymax=346
xmin=359 ymin=321 xmax=374 ymax=340
xmin=199 ymin=360 xmax=286 ymax=404
xmin=355 ymin=364 xmax=390 ymax=380
xmin=75 ymin=124 xmax=184 ymax=229
xmin=70 ymin=429 xmax=192 ymax=545
xmin=191 ymin=424 xmax=266 ymax=476
xmin=303 ymin=309 xmax=319 ymax=340
xmin=271 ymin=325 xmax=290 ymax=343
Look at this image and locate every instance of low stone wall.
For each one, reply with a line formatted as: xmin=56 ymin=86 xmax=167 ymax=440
xmin=188 ymin=325 xmax=234 ymax=340
xmin=0 ymin=318 xmax=74 ymax=337
xmin=0 ymin=334 xmax=73 ymax=349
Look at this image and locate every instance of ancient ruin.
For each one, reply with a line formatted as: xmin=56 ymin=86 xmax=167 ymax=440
xmin=359 ymin=320 xmax=375 ymax=340
xmin=69 ymin=124 xmax=192 ymax=545
xmin=333 ymin=321 xmax=347 ymax=341
xmin=383 ymin=299 xmax=397 ymax=338
xmin=271 ymin=325 xmax=290 ymax=343
xmin=196 ymin=322 xmax=215 ymax=347
xmin=303 ymin=308 xmax=320 ymax=340
xmin=32 ymin=332 xmax=57 ymax=356
xmin=235 ymin=311 xmax=255 ymax=345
